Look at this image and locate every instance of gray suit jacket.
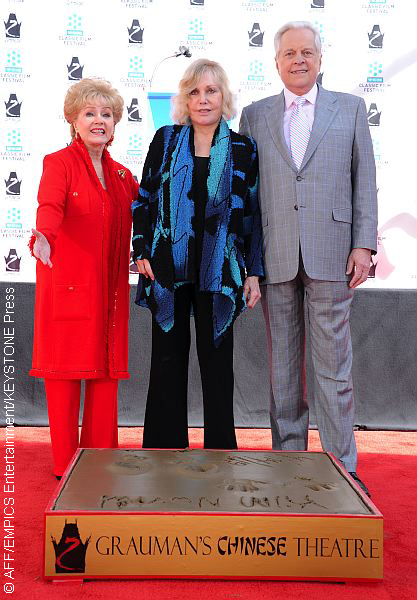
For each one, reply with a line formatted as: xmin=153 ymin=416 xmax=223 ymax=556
xmin=239 ymin=85 xmax=378 ymax=283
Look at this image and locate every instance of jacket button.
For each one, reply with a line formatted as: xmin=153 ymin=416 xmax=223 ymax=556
xmin=294 ymin=204 xmax=298 ymax=211
xmin=68 ymin=286 xmax=74 ymax=291
xmin=296 ymin=175 xmax=303 ymax=181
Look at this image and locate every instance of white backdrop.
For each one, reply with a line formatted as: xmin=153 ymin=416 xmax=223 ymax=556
xmin=1 ymin=0 xmax=417 ymax=287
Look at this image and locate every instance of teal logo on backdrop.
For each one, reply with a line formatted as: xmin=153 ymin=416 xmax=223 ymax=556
xmin=6 ymin=207 xmax=21 ymax=229
xmin=67 ymin=13 xmax=83 ymax=36
xmin=5 ymin=50 xmax=22 ymax=74
xmin=372 ymin=139 xmax=380 ymax=159
xmin=128 ymin=56 xmax=144 ymax=79
xmin=127 ymin=133 xmax=142 ymax=156
xmin=368 ymin=62 xmax=383 ymax=82
xmin=188 ymin=18 xmax=204 ymax=40
xmin=248 ymin=60 xmax=264 ymax=81
xmin=6 ymin=129 xmax=22 ymax=152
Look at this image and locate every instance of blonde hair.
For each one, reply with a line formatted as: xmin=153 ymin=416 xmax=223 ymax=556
xmin=171 ymin=59 xmax=236 ymax=125
xmin=64 ymin=78 xmax=124 ymax=140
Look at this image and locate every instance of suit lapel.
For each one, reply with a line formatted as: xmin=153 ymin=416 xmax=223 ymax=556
xmin=264 ymin=92 xmax=297 ymax=172
xmin=300 ymin=86 xmax=339 ymax=170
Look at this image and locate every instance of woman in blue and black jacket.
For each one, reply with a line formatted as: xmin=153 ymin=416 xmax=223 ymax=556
xmin=132 ymin=59 xmax=264 ymax=450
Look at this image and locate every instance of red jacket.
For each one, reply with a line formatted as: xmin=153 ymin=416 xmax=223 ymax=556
xmin=30 ymin=139 xmax=139 ymax=379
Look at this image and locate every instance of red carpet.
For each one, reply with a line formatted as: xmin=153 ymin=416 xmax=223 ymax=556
xmin=9 ymin=428 xmax=417 ymax=599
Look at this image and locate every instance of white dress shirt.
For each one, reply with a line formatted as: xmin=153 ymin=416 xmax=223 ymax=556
xmin=283 ymin=84 xmax=318 ymax=150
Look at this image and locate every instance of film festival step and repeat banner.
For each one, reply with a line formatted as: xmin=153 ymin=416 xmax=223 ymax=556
xmin=1 ymin=0 xmax=416 ymax=287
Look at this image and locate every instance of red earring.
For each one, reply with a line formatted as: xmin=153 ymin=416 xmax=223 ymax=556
xmin=106 ymin=134 xmax=114 ymax=147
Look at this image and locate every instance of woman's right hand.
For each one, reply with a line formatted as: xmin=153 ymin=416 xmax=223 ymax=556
xmin=135 ymin=258 xmax=154 ymax=280
xmin=32 ymin=228 xmax=52 ymax=268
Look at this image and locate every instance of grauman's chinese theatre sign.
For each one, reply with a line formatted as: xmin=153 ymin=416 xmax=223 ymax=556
xmin=44 ymin=449 xmax=383 ymax=581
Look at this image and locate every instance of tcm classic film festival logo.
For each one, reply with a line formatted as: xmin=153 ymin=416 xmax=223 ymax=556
xmin=241 ymin=0 xmax=274 ymax=13
xmin=120 ymin=0 xmax=153 ymax=8
xmin=359 ymin=61 xmax=390 ymax=93
xmin=59 ymin=12 xmax=92 ymax=46
xmin=363 ymin=0 xmax=395 ymax=15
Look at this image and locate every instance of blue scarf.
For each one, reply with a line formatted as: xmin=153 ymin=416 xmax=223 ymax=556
xmin=145 ymin=119 xmax=246 ymax=344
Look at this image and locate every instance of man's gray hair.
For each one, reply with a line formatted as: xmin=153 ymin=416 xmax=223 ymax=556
xmin=274 ymin=21 xmax=322 ymax=56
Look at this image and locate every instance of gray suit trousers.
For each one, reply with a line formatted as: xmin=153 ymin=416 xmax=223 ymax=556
xmin=262 ymin=264 xmax=357 ymax=472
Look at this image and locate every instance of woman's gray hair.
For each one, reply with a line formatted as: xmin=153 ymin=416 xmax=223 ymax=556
xmin=274 ymin=21 xmax=322 ymax=56
xmin=64 ymin=78 xmax=124 ymax=140
xmin=171 ymin=58 xmax=236 ymax=125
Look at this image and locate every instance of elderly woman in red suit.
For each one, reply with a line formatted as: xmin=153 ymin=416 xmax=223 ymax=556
xmin=30 ymin=78 xmax=138 ymax=478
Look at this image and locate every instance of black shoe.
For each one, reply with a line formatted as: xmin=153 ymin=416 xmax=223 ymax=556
xmin=348 ymin=472 xmax=370 ymax=498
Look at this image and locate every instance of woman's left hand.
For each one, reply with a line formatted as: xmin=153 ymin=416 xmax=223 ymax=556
xmin=243 ymin=276 xmax=261 ymax=309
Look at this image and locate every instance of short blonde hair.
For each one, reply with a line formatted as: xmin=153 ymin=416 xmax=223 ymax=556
xmin=171 ymin=59 xmax=236 ymax=125
xmin=64 ymin=78 xmax=124 ymax=140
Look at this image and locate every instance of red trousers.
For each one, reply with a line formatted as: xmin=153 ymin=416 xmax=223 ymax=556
xmin=44 ymin=378 xmax=119 ymax=476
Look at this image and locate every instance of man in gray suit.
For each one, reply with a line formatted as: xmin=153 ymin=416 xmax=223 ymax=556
xmin=240 ymin=21 xmax=377 ymax=496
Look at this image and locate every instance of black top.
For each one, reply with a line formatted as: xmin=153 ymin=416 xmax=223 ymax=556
xmin=192 ymin=155 xmax=209 ymax=284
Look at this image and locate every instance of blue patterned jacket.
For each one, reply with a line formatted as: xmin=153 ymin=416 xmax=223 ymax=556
xmin=132 ymin=121 xmax=264 ymax=343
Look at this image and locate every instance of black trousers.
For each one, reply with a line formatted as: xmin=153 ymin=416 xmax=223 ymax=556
xmin=143 ymin=284 xmax=237 ymax=450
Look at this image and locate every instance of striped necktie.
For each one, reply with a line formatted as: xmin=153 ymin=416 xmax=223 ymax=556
xmin=289 ymin=97 xmax=310 ymax=170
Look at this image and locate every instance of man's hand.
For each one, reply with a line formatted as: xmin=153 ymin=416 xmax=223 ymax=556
xmin=243 ymin=276 xmax=261 ymax=308
xmin=135 ymin=258 xmax=154 ymax=280
xmin=32 ymin=228 xmax=52 ymax=268
xmin=346 ymin=248 xmax=372 ymax=289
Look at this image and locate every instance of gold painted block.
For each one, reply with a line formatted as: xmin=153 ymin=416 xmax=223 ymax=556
xmin=44 ymin=449 xmax=383 ymax=581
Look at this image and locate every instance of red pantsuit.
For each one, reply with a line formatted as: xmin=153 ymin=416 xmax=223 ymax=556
xmin=30 ymin=138 xmax=138 ymax=476
xmin=45 ymin=378 xmax=118 ymax=476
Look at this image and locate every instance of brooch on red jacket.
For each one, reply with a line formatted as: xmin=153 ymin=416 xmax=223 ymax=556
xmin=118 ymin=169 xmax=126 ymax=179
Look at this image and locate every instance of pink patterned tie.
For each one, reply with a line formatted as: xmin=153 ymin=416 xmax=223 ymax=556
xmin=289 ymin=97 xmax=310 ymax=170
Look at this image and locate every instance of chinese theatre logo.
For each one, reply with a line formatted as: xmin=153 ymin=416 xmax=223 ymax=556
xmin=5 ymin=93 xmax=21 ymax=118
xmin=4 ymin=249 xmax=21 ymax=273
xmin=127 ymin=98 xmax=142 ymax=122
xmin=5 ymin=172 xmax=21 ymax=196
xmin=128 ymin=20 xmax=144 ymax=44
xmin=248 ymin=23 xmax=264 ymax=47
xmin=368 ymin=25 xmax=384 ymax=48
xmin=67 ymin=57 xmax=84 ymax=81
xmin=4 ymin=14 xmax=21 ymax=39
xmin=367 ymin=103 xmax=381 ymax=126
xmin=51 ymin=521 xmax=91 ymax=573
